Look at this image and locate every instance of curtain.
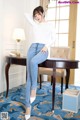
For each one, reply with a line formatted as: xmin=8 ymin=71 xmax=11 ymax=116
xmin=40 ymin=0 xmax=50 ymax=12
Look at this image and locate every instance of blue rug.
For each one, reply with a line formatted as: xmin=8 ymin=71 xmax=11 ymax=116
xmin=0 ymin=82 xmax=80 ymax=120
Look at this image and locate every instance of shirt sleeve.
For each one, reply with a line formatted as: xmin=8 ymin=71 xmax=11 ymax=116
xmin=45 ymin=25 xmax=56 ymax=48
xmin=24 ymin=13 xmax=36 ymax=26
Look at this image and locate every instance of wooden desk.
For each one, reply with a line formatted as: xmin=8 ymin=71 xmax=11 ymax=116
xmin=5 ymin=56 xmax=79 ymax=110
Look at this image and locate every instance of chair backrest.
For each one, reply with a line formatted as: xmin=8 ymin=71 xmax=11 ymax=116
xmin=50 ymin=47 xmax=70 ymax=59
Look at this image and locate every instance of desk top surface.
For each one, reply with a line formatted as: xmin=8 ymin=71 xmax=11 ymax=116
xmin=6 ymin=56 xmax=79 ymax=62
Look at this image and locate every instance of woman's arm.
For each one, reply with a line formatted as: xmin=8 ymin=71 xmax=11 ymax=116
xmin=45 ymin=26 xmax=56 ymax=48
xmin=41 ymin=24 xmax=56 ymax=53
xmin=24 ymin=13 xmax=36 ymax=26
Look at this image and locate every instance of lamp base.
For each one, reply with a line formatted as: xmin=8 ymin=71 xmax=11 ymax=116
xmin=16 ymin=52 xmax=20 ymax=57
xmin=9 ymin=51 xmax=21 ymax=57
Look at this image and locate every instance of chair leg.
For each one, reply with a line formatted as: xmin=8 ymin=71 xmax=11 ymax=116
xmin=40 ymin=75 xmax=42 ymax=89
xmin=61 ymin=77 xmax=63 ymax=93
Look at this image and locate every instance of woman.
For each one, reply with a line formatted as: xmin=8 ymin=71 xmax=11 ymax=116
xmin=25 ymin=6 xmax=56 ymax=120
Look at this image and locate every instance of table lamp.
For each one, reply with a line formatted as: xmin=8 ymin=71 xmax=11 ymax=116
xmin=13 ymin=28 xmax=25 ymax=57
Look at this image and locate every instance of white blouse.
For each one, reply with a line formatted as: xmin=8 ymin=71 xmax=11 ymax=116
xmin=25 ymin=13 xmax=56 ymax=47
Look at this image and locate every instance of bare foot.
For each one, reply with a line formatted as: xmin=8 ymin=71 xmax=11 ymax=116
xmin=25 ymin=107 xmax=31 ymax=115
xmin=30 ymin=89 xmax=36 ymax=97
xmin=30 ymin=89 xmax=36 ymax=103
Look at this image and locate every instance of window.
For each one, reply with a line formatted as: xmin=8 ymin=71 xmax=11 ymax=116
xmin=46 ymin=0 xmax=70 ymax=46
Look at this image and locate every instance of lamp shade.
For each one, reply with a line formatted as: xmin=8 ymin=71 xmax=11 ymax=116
xmin=13 ymin=28 xmax=25 ymax=41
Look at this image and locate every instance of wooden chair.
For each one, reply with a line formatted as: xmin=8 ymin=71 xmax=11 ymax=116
xmin=38 ymin=47 xmax=70 ymax=93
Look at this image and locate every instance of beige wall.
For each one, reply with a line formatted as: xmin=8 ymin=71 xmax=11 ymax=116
xmin=75 ymin=3 xmax=80 ymax=85
xmin=0 ymin=0 xmax=40 ymax=93
xmin=0 ymin=0 xmax=4 ymax=93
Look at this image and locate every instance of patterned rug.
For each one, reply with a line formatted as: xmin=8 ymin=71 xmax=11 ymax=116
xmin=0 ymin=82 xmax=80 ymax=120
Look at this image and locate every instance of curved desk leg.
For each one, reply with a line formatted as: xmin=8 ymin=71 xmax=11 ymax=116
xmin=65 ymin=69 xmax=70 ymax=89
xmin=5 ymin=63 xmax=10 ymax=97
xmin=52 ymin=69 xmax=56 ymax=111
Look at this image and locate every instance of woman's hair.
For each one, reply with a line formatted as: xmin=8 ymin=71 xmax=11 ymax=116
xmin=33 ymin=6 xmax=45 ymax=18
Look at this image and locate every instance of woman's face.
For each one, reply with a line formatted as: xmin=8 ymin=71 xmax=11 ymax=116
xmin=34 ymin=12 xmax=44 ymax=23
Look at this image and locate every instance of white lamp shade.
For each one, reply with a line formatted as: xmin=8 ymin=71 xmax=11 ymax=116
xmin=13 ymin=28 xmax=25 ymax=41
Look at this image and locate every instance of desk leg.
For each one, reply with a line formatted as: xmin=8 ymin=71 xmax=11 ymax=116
xmin=52 ymin=69 xmax=56 ymax=111
xmin=65 ymin=69 xmax=70 ymax=89
xmin=5 ymin=63 xmax=10 ymax=97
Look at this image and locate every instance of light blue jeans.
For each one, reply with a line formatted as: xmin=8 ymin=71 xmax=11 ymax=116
xmin=26 ymin=43 xmax=48 ymax=107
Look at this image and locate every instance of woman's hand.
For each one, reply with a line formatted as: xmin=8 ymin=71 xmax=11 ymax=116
xmin=41 ymin=46 xmax=48 ymax=52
